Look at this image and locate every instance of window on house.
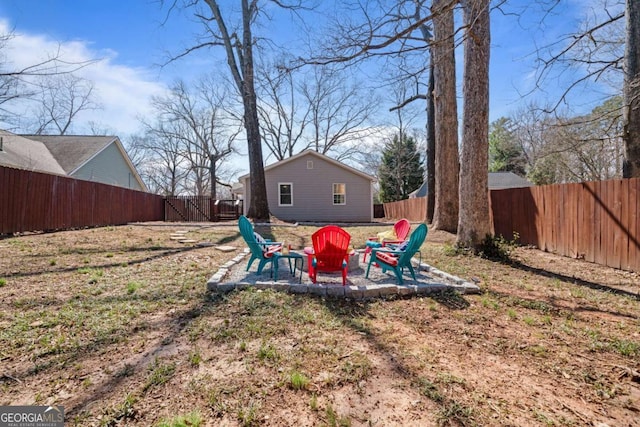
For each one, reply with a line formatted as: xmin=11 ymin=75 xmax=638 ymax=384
xmin=279 ymin=183 xmax=293 ymax=206
xmin=307 ymin=160 xmax=313 ymax=169
xmin=333 ymin=183 xmax=346 ymax=205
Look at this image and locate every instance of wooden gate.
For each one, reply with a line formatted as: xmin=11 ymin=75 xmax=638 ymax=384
xmin=164 ymin=197 xmax=243 ymax=222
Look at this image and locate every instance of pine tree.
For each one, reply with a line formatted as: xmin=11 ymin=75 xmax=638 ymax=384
xmin=489 ymin=117 xmax=526 ymax=176
xmin=378 ymin=134 xmax=424 ymax=202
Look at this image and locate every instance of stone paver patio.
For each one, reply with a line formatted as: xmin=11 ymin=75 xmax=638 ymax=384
xmin=208 ymin=249 xmax=480 ymax=300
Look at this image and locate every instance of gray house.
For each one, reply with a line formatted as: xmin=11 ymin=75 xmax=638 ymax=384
xmin=0 ymin=130 xmax=147 ymax=191
xmin=237 ymin=150 xmax=376 ymax=222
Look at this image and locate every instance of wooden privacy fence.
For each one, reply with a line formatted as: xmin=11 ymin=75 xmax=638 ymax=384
xmin=164 ymin=196 xmax=243 ymax=222
xmin=381 ymin=178 xmax=640 ymax=272
xmin=0 ymin=165 xmax=164 ymax=234
xmin=383 ymin=198 xmax=427 ymax=222
xmin=491 ymin=178 xmax=640 ymax=272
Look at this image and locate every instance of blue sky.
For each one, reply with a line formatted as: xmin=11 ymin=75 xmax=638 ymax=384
xmin=0 ymin=0 xmax=621 ymax=175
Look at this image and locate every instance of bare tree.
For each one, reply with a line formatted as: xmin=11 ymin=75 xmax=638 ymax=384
xmin=86 ymin=121 xmax=116 ymax=136
xmin=143 ymin=78 xmax=240 ymax=197
xmin=0 ymin=28 xmax=96 ymax=128
xmin=392 ymin=0 xmax=436 ymax=223
xmin=169 ymin=0 xmax=282 ymax=219
xmin=257 ymin=61 xmax=310 ymax=161
xmin=121 ymin=133 xmax=147 ymax=173
xmin=525 ymin=1 xmax=624 ymax=112
xmin=130 ymin=132 xmax=190 ymax=196
xmin=507 ymin=97 xmax=624 ymax=184
xmin=29 ymin=74 xmax=99 ymax=135
xmin=388 ymin=78 xmax=425 ymax=146
xmin=258 ymin=58 xmax=379 ymax=164
xmin=519 ymin=0 xmax=640 ymax=176
xmin=0 ymin=31 xmax=21 ymax=120
xmin=301 ymin=67 xmax=378 ymax=159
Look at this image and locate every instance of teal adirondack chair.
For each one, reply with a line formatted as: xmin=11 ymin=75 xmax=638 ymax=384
xmin=366 ymin=223 xmax=428 ymax=285
xmin=238 ymin=215 xmax=283 ymax=275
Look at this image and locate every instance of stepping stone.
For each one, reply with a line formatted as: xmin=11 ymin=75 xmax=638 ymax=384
xmin=180 ymin=239 xmax=197 ymax=244
xmin=215 ymin=245 xmax=236 ymax=252
xmin=173 ymin=230 xmax=189 ymax=234
xmin=170 ymin=236 xmax=187 ymax=240
xmin=197 ymin=241 xmax=214 ymax=247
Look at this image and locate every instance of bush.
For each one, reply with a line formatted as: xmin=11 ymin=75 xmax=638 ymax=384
xmin=477 ymin=232 xmax=519 ymax=262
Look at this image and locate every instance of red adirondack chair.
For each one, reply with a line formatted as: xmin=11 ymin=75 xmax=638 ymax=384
xmin=307 ymin=225 xmax=351 ymax=286
xmin=363 ymin=218 xmax=411 ymax=262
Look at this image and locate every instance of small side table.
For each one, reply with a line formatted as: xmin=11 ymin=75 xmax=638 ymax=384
xmin=275 ymin=251 xmax=304 ymax=282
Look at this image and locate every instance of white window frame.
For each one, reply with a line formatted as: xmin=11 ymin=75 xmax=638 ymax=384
xmin=333 ymin=183 xmax=346 ymax=205
xmin=278 ymin=182 xmax=293 ymax=206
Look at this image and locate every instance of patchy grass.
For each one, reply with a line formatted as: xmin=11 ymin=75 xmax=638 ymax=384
xmin=0 ymin=223 xmax=638 ymax=426
xmin=155 ymin=411 xmax=202 ymax=427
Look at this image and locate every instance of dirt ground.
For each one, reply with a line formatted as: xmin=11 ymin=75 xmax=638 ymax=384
xmin=0 ymin=222 xmax=639 ymax=426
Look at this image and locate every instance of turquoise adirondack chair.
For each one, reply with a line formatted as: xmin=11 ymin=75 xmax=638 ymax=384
xmin=366 ymin=223 xmax=428 ymax=285
xmin=238 ymin=215 xmax=283 ymax=275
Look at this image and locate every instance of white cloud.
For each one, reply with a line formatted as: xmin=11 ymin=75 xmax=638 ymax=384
xmin=0 ymin=19 xmax=167 ymax=135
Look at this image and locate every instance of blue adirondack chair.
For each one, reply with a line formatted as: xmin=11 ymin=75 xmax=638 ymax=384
xmin=365 ymin=223 xmax=428 ymax=285
xmin=238 ymin=215 xmax=283 ymax=275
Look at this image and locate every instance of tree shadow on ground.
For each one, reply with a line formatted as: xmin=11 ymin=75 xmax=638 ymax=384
xmin=61 ymin=292 xmax=223 ymax=420
xmin=429 ymin=289 xmax=471 ymax=309
xmin=508 ymin=259 xmax=640 ymax=301
xmin=320 ymin=294 xmax=475 ymax=425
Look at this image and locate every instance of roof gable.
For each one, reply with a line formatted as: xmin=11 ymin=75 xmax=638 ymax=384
xmin=240 ymin=150 xmax=376 ymax=181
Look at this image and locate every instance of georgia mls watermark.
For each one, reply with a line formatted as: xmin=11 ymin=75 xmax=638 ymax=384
xmin=0 ymin=406 xmax=64 ymax=427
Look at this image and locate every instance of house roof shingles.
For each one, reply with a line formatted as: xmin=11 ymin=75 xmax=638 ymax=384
xmin=0 ymin=130 xmax=66 ymax=175
xmin=408 ymin=171 xmax=533 ymax=198
xmin=0 ymin=130 xmax=147 ymax=191
xmin=488 ymin=171 xmax=533 ymax=190
xmin=22 ymin=135 xmax=116 ymax=174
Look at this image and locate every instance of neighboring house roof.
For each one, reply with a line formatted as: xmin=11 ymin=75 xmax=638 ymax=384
xmin=488 ymin=172 xmax=533 ymax=190
xmin=24 ymin=134 xmax=115 ymax=175
xmin=238 ymin=149 xmax=376 ymax=183
xmin=0 ymin=130 xmax=147 ymax=191
xmin=408 ymin=179 xmax=428 ymax=198
xmin=0 ymin=130 xmax=66 ymax=175
xmin=408 ymin=172 xmax=533 ymax=198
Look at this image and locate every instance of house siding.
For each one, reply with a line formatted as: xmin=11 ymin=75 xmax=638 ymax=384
xmin=73 ymin=143 xmax=144 ymax=191
xmin=249 ymin=152 xmax=372 ymax=222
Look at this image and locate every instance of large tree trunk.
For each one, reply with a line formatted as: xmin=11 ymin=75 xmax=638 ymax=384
xmin=426 ymin=55 xmax=436 ymax=224
xmin=457 ymin=0 xmax=491 ymax=248
xmin=241 ymin=0 xmax=270 ymax=220
xmin=204 ymin=0 xmax=270 ymax=220
xmin=623 ymin=0 xmax=640 ymax=178
xmin=431 ymin=0 xmax=459 ymax=232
